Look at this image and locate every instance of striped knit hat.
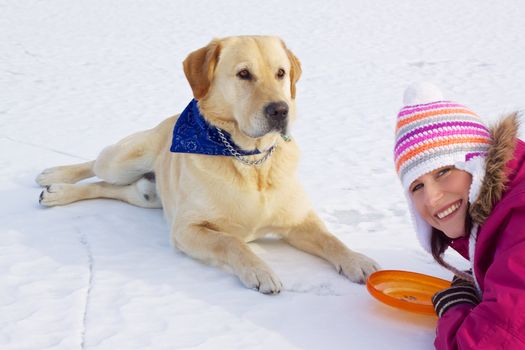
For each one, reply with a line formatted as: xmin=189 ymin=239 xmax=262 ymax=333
xmin=394 ymin=83 xmax=492 ymax=252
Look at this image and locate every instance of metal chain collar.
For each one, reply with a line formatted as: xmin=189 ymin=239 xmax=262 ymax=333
xmin=215 ymin=127 xmax=276 ymax=166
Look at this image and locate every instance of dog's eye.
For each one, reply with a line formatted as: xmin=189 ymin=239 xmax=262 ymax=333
xmin=276 ymin=68 xmax=285 ymax=79
xmin=237 ymin=69 xmax=253 ymax=81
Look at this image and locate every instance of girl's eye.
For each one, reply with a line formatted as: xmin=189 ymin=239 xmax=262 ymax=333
xmin=411 ymin=183 xmax=423 ymax=193
xmin=437 ymin=168 xmax=451 ymax=177
xmin=237 ymin=69 xmax=252 ymax=81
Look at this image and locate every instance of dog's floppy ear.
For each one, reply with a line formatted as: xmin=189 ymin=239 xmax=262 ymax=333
xmin=284 ymin=45 xmax=302 ymax=99
xmin=183 ymin=39 xmax=222 ymax=100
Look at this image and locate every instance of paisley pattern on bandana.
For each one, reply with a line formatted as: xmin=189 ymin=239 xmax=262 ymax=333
xmin=170 ymin=99 xmax=261 ymax=156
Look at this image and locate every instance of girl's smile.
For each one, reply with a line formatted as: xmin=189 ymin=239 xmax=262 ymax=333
xmin=410 ymin=167 xmax=472 ymax=239
xmin=434 ymin=199 xmax=462 ymax=220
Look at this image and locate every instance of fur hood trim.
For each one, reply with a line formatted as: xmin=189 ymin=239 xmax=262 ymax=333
xmin=470 ymin=112 xmax=520 ymax=224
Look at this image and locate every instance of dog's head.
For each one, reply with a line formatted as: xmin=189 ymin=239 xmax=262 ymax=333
xmin=183 ymin=36 xmax=301 ymax=139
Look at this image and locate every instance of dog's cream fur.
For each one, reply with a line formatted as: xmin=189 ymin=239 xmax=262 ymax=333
xmin=37 ymin=36 xmax=379 ymax=293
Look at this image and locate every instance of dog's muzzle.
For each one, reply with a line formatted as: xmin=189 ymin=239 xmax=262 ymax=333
xmin=264 ymin=101 xmax=289 ymax=133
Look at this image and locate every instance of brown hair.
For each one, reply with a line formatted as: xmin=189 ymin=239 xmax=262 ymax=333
xmin=430 ymin=212 xmax=474 ymax=282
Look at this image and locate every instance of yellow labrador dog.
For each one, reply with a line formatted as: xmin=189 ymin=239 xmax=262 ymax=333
xmin=37 ymin=36 xmax=379 ymax=294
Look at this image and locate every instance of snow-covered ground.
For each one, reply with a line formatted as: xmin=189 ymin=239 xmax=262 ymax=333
xmin=2 ymin=1 xmax=525 ymax=349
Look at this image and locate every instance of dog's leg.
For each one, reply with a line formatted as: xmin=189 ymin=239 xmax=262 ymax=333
xmin=35 ymin=130 xmax=153 ymax=188
xmin=39 ymin=174 xmax=162 ymax=208
xmin=282 ymin=211 xmax=380 ymax=283
xmin=36 ymin=161 xmax=95 ymax=186
xmin=91 ymin=129 xmax=160 ymax=186
xmin=36 ymin=117 xmax=174 ymax=188
xmin=172 ymin=223 xmax=282 ymax=294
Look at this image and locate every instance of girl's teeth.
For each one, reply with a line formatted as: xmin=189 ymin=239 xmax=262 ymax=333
xmin=437 ymin=202 xmax=460 ymax=219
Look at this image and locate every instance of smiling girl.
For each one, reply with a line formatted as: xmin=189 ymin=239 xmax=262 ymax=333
xmin=394 ymin=83 xmax=525 ymax=349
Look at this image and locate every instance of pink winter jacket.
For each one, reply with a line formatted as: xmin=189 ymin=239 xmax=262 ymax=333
xmin=436 ymin=114 xmax=525 ymax=349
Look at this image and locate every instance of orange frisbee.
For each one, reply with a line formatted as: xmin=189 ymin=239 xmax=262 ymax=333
xmin=366 ymin=270 xmax=451 ymax=315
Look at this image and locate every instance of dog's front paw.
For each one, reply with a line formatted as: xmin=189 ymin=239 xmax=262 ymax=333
xmin=336 ymin=252 xmax=380 ymax=284
xmin=39 ymin=183 xmax=77 ymax=207
xmin=238 ymin=265 xmax=282 ymax=295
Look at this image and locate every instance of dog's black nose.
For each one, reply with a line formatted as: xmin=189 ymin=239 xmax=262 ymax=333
xmin=265 ymin=102 xmax=289 ymax=121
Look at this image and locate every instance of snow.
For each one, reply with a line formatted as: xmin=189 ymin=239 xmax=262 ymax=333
xmin=1 ymin=1 xmax=524 ymax=349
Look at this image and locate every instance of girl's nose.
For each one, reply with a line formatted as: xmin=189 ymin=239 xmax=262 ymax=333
xmin=424 ymin=183 xmax=443 ymax=207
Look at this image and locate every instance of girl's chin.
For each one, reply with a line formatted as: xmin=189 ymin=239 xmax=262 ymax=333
xmin=442 ymin=228 xmax=466 ymax=240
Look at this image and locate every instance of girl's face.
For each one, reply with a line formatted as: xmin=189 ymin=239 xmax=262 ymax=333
xmin=410 ymin=166 xmax=472 ymax=240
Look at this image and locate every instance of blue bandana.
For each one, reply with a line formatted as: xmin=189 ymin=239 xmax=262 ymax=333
xmin=170 ymin=99 xmax=261 ymax=156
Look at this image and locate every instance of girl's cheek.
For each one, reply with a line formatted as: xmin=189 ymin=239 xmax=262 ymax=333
xmin=412 ymin=196 xmax=424 ymax=214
